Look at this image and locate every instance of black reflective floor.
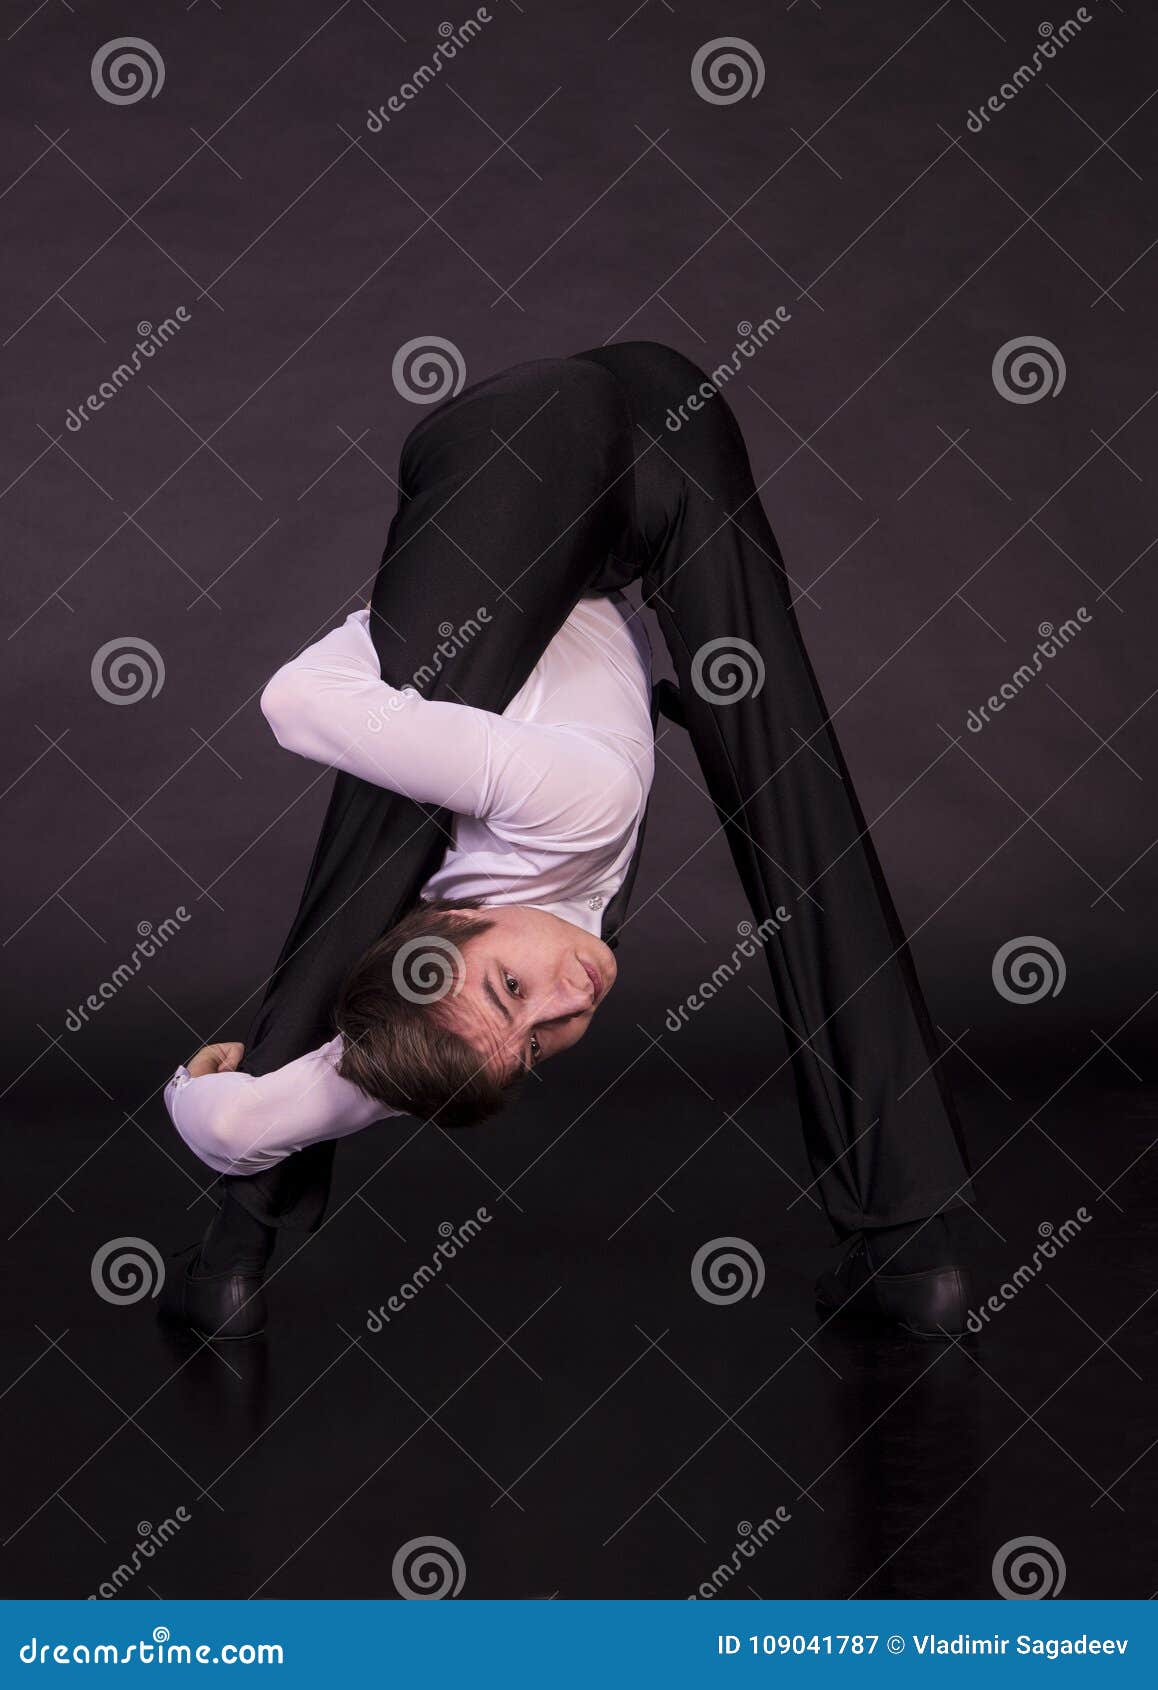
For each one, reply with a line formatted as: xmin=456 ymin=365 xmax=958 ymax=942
xmin=3 ymin=1018 xmax=1156 ymax=1601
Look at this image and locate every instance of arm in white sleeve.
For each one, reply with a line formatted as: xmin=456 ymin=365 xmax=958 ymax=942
xmin=164 ymin=1036 xmax=400 ymax=1176
xmin=259 ymin=610 xmax=637 ymax=845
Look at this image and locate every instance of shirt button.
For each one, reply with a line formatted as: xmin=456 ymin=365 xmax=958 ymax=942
xmin=587 ymin=894 xmax=604 ymax=911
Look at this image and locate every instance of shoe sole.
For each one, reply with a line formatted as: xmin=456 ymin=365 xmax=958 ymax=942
xmin=158 ymin=1305 xmax=268 ymax=1342
xmin=187 ymin=1322 xmax=267 ymax=1341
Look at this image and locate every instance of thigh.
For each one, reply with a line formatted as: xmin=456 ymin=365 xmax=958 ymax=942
xmin=368 ymin=355 xmax=639 ymax=708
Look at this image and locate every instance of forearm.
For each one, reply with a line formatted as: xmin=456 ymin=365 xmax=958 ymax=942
xmin=259 ymin=610 xmax=498 ymax=811
xmin=258 ymin=609 xmax=640 ymax=840
xmin=164 ymin=1037 xmax=396 ymax=1175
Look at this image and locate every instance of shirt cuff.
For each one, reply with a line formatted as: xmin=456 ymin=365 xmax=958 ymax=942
xmin=164 ymin=1065 xmax=192 ymax=1102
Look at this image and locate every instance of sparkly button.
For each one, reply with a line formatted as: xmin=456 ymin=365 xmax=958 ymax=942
xmin=587 ymin=894 xmax=604 ymax=911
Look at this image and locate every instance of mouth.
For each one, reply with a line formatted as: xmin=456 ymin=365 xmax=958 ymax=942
xmin=580 ymin=958 xmax=603 ymax=1006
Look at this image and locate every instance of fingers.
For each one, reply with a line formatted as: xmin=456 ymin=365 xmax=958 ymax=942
xmin=187 ymin=1040 xmax=245 ymax=1077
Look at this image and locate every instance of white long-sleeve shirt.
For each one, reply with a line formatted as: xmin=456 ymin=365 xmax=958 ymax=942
xmin=165 ymin=592 xmax=654 ymax=1174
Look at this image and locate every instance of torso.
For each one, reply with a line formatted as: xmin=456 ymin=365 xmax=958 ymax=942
xmin=420 ymin=591 xmax=655 ymax=935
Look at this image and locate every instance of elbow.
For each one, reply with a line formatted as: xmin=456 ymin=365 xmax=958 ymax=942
xmin=260 ymin=665 xmax=313 ymax=756
xmin=180 ymin=1095 xmax=262 ymax=1176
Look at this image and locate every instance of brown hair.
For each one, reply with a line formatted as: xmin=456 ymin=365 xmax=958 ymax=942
xmin=334 ymin=898 xmax=522 ymax=1129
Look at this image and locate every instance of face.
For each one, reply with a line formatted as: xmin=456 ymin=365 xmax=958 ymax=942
xmin=440 ymin=904 xmax=617 ymax=1083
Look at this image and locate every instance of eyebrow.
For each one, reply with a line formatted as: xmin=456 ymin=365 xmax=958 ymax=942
xmin=483 ymin=975 xmax=511 ymax=1024
xmin=483 ymin=973 xmax=527 ymax=1079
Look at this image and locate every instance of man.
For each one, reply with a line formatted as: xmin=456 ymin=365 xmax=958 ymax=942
xmin=162 ymin=342 xmax=974 ymax=1342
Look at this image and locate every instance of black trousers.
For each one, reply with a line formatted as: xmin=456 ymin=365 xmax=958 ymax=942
xmin=225 ymin=341 xmax=973 ymax=1239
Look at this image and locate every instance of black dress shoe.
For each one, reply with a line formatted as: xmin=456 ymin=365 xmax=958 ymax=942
xmin=159 ymin=1245 xmax=268 ymax=1340
xmin=815 ymin=1235 xmax=971 ymax=1340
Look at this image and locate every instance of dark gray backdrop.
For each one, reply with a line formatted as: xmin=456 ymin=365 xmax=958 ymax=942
xmin=4 ymin=0 xmax=1153 ymax=1071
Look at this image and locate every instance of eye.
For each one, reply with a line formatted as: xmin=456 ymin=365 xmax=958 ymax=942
xmin=529 ymin=1032 xmax=541 ymax=1064
xmin=503 ymin=970 xmax=521 ymax=997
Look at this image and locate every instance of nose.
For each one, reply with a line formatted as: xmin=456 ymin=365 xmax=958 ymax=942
xmin=542 ymin=973 xmax=595 ymax=1019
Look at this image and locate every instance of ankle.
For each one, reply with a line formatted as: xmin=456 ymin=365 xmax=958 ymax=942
xmin=198 ymin=1194 xmax=276 ymax=1275
xmin=863 ymin=1213 xmax=954 ymax=1275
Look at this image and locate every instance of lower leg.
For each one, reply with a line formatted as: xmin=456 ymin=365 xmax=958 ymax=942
xmin=863 ymin=1212 xmax=956 ymax=1272
xmin=584 ymin=341 xmax=973 ymax=1237
xmin=197 ymin=356 xmax=638 ymax=1248
xmin=198 ymin=1192 xmax=276 ymax=1274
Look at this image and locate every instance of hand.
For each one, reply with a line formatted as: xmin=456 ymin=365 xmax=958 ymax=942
xmin=186 ymin=1041 xmax=245 ymax=1078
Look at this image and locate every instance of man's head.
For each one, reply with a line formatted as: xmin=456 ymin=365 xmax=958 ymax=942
xmin=335 ymin=898 xmax=617 ymax=1128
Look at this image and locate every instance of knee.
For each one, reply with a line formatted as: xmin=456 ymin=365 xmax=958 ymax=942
xmin=617 ymin=339 xmax=713 ymax=395
xmin=498 ymin=357 xmax=632 ymax=490
xmin=537 ymin=355 xmax=626 ymax=438
xmin=484 ymin=355 xmax=622 ymax=424
xmin=402 ymin=355 xmax=627 ymax=488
